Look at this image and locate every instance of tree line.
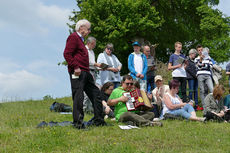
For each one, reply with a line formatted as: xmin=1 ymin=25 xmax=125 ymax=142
xmin=67 ymin=0 xmax=230 ymax=74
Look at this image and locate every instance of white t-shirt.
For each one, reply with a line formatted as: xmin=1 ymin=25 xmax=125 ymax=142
xmin=134 ymin=53 xmax=143 ymax=74
xmin=86 ymin=45 xmax=96 ymax=70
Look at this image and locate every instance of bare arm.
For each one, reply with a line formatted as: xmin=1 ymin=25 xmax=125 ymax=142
xmin=107 ymin=96 xmax=128 ymax=106
xmin=168 ymin=62 xmax=182 ymax=70
xmin=163 ymin=94 xmax=186 ymax=110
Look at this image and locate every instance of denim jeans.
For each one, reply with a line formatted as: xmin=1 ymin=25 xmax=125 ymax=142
xmin=197 ymin=75 xmax=213 ymax=107
xmin=147 ymin=75 xmax=155 ymax=94
xmin=113 ymin=82 xmax=120 ymax=89
xmin=169 ymin=104 xmax=194 ymax=119
xmin=229 ymin=79 xmax=230 ymax=88
xmin=135 ymin=78 xmax=147 ymax=91
xmin=188 ymin=79 xmax=198 ymax=105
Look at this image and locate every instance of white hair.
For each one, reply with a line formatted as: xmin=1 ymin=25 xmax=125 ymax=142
xmin=75 ymin=19 xmax=91 ymax=31
xmin=86 ymin=36 xmax=96 ymax=44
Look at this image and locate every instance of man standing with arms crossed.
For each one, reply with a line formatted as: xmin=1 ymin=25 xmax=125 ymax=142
xmin=63 ymin=19 xmax=106 ymax=129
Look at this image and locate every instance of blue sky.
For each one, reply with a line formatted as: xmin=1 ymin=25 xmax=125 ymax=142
xmin=0 ymin=0 xmax=229 ymax=102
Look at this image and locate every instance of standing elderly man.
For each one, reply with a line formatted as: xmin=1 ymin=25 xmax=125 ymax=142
xmin=143 ymin=45 xmax=156 ymax=94
xmin=63 ymin=19 xmax=106 ymax=129
xmin=86 ymin=36 xmax=101 ymax=80
xmin=83 ymin=36 xmax=102 ymax=114
xmin=128 ymin=41 xmax=148 ymax=91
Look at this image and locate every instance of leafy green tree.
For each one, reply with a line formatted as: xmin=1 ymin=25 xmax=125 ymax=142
xmin=68 ymin=0 xmax=230 ymax=74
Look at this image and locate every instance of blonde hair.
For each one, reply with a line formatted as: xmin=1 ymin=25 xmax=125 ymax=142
xmin=175 ymin=41 xmax=182 ymax=47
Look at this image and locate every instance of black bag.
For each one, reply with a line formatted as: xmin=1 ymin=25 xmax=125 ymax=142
xmin=204 ymin=111 xmax=224 ymax=122
xmin=50 ymin=102 xmax=72 ymax=112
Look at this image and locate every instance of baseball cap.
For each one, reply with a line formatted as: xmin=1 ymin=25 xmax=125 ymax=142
xmin=132 ymin=41 xmax=141 ymax=47
xmin=155 ymin=75 xmax=163 ymax=82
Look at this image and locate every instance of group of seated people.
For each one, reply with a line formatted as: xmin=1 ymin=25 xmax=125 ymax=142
xmin=90 ymin=74 xmax=230 ymax=127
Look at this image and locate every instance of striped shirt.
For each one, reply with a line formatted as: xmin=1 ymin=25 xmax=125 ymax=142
xmin=194 ymin=56 xmax=213 ymax=76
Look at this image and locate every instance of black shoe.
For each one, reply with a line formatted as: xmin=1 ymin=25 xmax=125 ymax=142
xmin=93 ymin=121 xmax=113 ymax=127
xmin=73 ymin=124 xmax=89 ymax=130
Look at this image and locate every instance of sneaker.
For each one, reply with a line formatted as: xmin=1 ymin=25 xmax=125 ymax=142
xmin=153 ymin=118 xmax=160 ymax=121
xmin=200 ymin=117 xmax=206 ymax=122
xmin=149 ymin=121 xmax=163 ymax=127
xmin=196 ymin=106 xmax=203 ymax=111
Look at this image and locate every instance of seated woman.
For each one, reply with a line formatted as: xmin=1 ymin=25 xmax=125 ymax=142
xmin=101 ymin=82 xmax=115 ymax=118
xmin=203 ymin=85 xmax=229 ymax=122
xmin=162 ymin=79 xmax=205 ymax=121
xmin=86 ymin=82 xmax=115 ymax=126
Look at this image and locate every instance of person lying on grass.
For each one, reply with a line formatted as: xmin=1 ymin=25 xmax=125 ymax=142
xmin=107 ymin=75 xmax=162 ymax=127
xmin=162 ymin=79 xmax=205 ymax=121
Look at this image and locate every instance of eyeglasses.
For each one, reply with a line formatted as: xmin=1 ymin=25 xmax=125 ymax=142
xmin=107 ymin=48 xmax=113 ymax=51
xmin=82 ymin=25 xmax=91 ymax=31
xmin=125 ymin=83 xmax=133 ymax=86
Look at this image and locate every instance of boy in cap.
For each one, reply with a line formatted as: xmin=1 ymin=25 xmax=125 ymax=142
xmin=128 ymin=41 xmax=148 ymax=91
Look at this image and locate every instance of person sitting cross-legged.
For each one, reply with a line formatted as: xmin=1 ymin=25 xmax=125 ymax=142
xmin=107 ymin=75 xmax=162 ymax=127
xmin=203 ymin=85 xmax=230 ymax=122
xmin=162 ymin=79 xmax=205 ymax=121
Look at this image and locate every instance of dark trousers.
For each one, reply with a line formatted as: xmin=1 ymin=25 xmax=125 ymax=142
xmin=173 ymin=77 xmax=187 ymax=102
xmin=69 ymin=71 xmax=105 ymax=127
xmin=147 ymin=75 xmax=155 ymax=94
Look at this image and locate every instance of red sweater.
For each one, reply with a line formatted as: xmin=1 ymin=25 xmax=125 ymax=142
xmin=63 ymin=32 xmax=89 ymax=73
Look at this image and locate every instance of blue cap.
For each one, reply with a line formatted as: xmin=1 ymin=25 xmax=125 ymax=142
xmin=132 ymin=41 xmax=140 ymax=47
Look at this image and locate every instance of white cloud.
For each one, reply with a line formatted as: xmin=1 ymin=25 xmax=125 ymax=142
xmin=0 ymin=70 xmax=52 ymax=101
xmin=0 ymin=58 xmax=61 ymax=102
xmin=0 ymin=0 xmax=71 ymax=36
xmin=0 ymin=58 xmax=22 ymax=73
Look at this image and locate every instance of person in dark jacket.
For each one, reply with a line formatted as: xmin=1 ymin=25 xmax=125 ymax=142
xmin=185 ymin=49 xmax=198 ymax=110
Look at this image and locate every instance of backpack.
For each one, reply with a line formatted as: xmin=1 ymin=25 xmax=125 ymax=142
xmin=50 ymin=102 xmax=72 ymax=112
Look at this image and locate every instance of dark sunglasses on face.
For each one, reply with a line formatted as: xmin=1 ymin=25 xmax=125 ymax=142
xmin=125 ymin=83 xmax=133 ymax=86
xmin=107 ymin=48 xmax=113 ymax=51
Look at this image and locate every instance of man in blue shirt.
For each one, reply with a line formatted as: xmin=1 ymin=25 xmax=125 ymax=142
xmin=168 ymin=41 xmax=187 ymax=102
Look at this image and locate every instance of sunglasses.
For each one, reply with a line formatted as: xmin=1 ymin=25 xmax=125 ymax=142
xmin=107 ymin=48 xmax=113 ymax=51
xmin=125 ymin=83 xmax=133 ymax=86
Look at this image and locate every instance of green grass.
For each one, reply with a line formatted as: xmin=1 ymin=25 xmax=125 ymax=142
xmin=1 ymin=97 xmax=230 ymax=153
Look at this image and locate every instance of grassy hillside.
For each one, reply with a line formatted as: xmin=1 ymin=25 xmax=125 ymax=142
xmin=1 ymin=97 xmax=230 ymax=153
xmin=1 ymin=62 xmax=229 ymax=152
